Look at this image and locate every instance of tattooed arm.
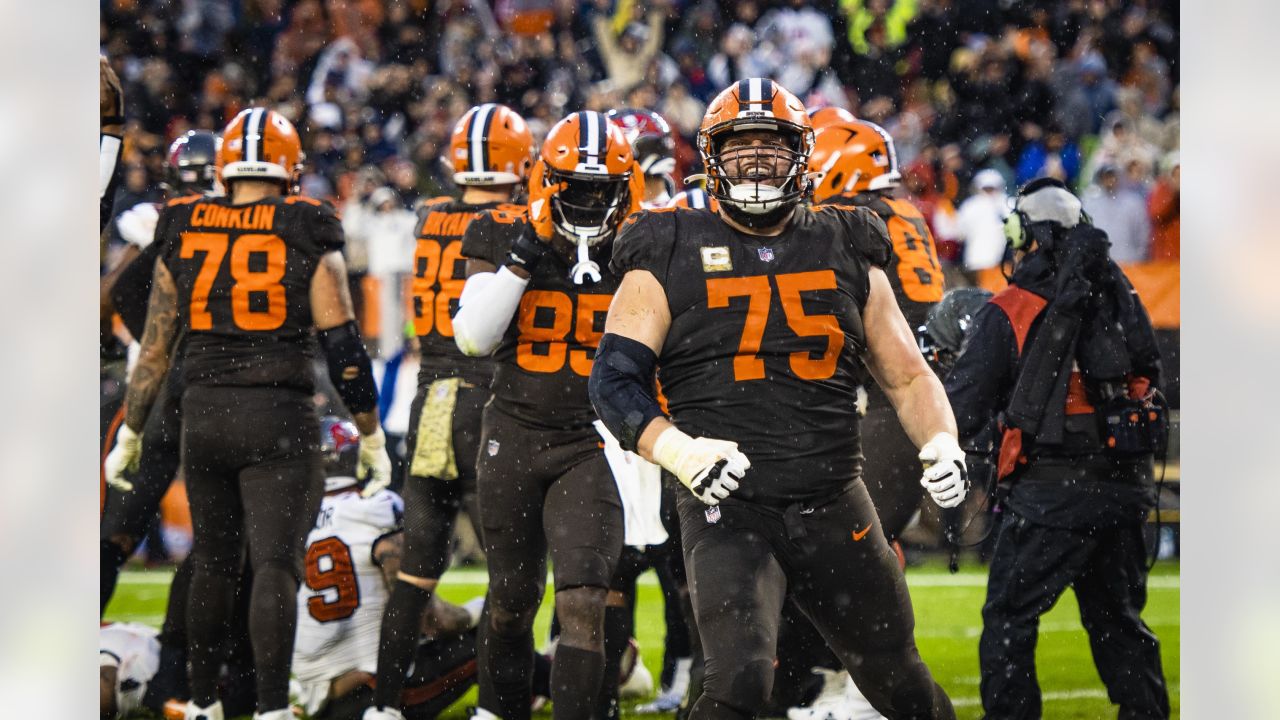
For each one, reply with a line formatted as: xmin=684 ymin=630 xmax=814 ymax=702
xmin=123 ymin=261 xmax=179 ymax=431
xmin=311 ymin=250 xmax=381 ymax=437
xmin=372 ymin=531 xmax=404 ymax=589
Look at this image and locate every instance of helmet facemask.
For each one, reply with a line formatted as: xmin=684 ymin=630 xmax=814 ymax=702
xmin=547 ymin=170 xmax=631 ymax=248
xmin=700 ymin=122 xmax=813 ymax=228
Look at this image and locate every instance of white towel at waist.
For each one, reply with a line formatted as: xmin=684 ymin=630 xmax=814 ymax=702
xmin=594 ymin=420 xmax=668 ymax=548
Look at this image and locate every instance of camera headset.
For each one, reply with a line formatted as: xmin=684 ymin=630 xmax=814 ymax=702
xmin=1003 ymin=176 xmax=1092 ymax=252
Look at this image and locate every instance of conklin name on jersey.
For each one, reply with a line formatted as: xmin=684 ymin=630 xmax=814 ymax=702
xmin=293 ymin=488 xmax=403 ymax=685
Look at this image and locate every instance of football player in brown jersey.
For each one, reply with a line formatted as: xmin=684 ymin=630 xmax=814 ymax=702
xmin=100 ymin=130 xmax=221 ymax=615
xmin=104 ymin=108 xmax=392 ymax=720
xmin=789 ymin=116 xmax=950 ymax=720
xmin=808 ymin=118 xmax=948 ymax=544
xmin=448 ymin=110 xmax=643 ymax=720
xmin=363 ymin=104 xmax=534 ymax=720
xmin=590 ymin=79 xmax=965 ymax=720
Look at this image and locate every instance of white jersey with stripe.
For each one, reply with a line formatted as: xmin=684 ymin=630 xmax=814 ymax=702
xmin=292 ymin=488 xmax=403 ymax=685
xmin=100 ymin=622 xmax=161 ymax=718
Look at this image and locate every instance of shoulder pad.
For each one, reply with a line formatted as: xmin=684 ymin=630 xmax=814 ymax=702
xmin=165 ymin=194 xmax=203 ymax=208
xmin=419 ymin=195 xmax=454 ymax=210
xmin=488 ymin=203 xmax=528 ymax=224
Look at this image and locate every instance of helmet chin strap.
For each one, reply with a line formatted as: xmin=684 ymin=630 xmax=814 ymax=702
xmin=570 ymin=237 xmax=602 ymax=285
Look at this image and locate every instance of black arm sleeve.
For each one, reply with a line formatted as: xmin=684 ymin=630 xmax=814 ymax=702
xmin=589 ymin=333 xmax=665 ymax=451
xmin=316 ymin=321 xmax=378 ymax=414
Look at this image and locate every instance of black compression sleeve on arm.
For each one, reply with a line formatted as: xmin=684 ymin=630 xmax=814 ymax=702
xmin=316 ymin=321 xmax=378 ymax=414
xmin=589 ymin=333 xmax=665 ymax=452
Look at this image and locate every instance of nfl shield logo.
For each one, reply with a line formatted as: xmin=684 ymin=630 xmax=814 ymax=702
xmin=704 ymin=506 xmax=722 ymax=524
xmin=487 ymin=440 xmax=501 ymax=457
xmin=757 ymin=247 xmax=775 ymax=262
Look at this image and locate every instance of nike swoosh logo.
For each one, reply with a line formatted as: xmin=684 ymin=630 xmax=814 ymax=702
xmin=851 ymin=524 xmax=872 ymax=542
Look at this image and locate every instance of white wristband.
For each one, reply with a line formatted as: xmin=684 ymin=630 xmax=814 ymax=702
xmin=650 ymin=426 xmax=694 ymax=478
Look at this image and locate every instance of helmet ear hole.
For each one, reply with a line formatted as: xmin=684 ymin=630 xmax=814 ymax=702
xmin=829 ymin=172 xmax=843 ymax=189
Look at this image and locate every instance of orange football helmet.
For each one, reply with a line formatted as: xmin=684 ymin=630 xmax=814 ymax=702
xmin=807 ymin=105 xmax=857 ymax=131
xmin=534 ymin=110 xmax=640 ymax=246
xmin=449 ymin=103 xmax=534 ymax=186
xmin=807 ymin=119 xmax=901 ymax=203
xmin=697 ymin=79 xmax=814 ymax=228
xmin=218 ymin=107 xmax=303 ymax=189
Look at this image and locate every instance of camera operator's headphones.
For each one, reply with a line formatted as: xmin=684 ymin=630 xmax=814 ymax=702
xmin=1004 ymin=176 xmax=1092 ymax=250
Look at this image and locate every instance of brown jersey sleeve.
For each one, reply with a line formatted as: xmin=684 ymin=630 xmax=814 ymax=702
xmin=609 ymin=208 xmax=678 ymax=283
xmin=295 ymin=197 xmax=345 ymax=254
xmin=822 ymin=204 xmax=892 ymax=269
xmin=460 ymin=208 xmax=526 ymax=266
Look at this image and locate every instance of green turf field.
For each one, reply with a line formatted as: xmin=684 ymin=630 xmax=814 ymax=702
xmin=104 ymin=559 xmax=1179 ymax=719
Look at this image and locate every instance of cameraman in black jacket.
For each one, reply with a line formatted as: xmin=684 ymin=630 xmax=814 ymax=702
xmin=945 ymin=178 xmax=1170 ymax=720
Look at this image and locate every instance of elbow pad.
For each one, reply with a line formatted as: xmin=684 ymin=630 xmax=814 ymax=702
xmin=589 ymin=333 xmax=665 ymax=451
xmin=317 ymin=321 xmax=378 ymax=414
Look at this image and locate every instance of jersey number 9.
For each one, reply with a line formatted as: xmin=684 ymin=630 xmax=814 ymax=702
xmin=304 ymin=536 xmax=360 ymax=623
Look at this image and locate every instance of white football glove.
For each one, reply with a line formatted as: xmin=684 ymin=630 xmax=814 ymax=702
xmin=104 ymin=423 xmax=142 ymax=492
xmin=651 ymin=427 xmax=750 ymax=506
xmin=918 ymin=432 xmax=968 ymax=509
xmin=357 ymin=427 xmax=393 ymax=498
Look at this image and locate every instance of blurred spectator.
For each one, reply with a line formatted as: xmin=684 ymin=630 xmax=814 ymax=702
xmin=1147 ymin=151 xmax=1180 ymax=262
xmin=660 ymin=81 xmax=706 ymax=138
xmin=101 ymin=0 xmax=1179 ymax=283
xmin=361 ymin=187 xmax=417 ymax=358
xmin=905 ymin=0 xmax=960 ymax=81
xmin=755 ymin=0 xmax=835 ymax=97
xmin=675 ymin=1 xmax=722 ymax=67
xmin=957 ymin=169 xmax=1010 ymax=274
xmin=841 ymin=0 xmax=917 ymax=56
xmin=1082 ymin=164 xmax=1151 ymax=264
xmin=968 ymin=133 xmax=1016 ymax=191
xmin=1083 ymin=115 xmax=1159 ymax=194
xmin=903 ymin=158 xmax=961 ymax=264
xmin=1075 ymin=52 xmax=1117 ymax=135
xmin=706 ymin=24 xmax=766 ymax=90
xmin=306 ymin=37 xmax=374 ymax=110
xmin=593 ymin=8 xmax=665 ymax=91
xmin=1015 ymin=124 xmax=1081 ymax=186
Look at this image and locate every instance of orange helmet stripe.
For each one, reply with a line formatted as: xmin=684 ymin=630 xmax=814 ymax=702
xmin=243 ymin=108 xmax=267 ymax=163
xmin=576 ymin=111 xmax=608 ymax=166
xmin=468 ymin=103 xmax=498 ymax=173
xmin=737 ymin=78 xmax=775 ymax=112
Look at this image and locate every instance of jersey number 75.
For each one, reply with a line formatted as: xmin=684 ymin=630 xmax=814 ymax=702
xmin=707 ymin=270 xmax=845 ymax=382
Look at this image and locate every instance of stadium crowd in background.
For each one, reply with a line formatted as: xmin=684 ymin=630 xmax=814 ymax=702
xmin=101 ymin=0 xmax=1180 ymax=359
